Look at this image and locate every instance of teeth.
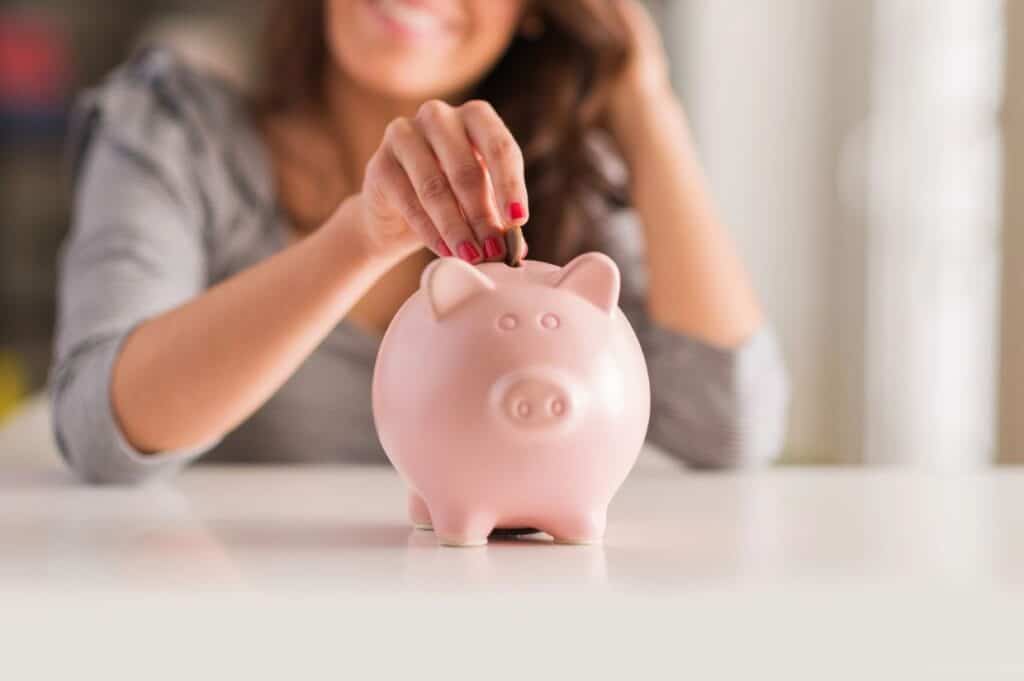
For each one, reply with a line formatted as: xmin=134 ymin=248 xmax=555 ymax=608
xmin=376 ymin=0 xmax=445 ymax=32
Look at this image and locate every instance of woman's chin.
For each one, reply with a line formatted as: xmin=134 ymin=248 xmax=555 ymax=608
xmin=346 ymin=63 xmax=464 ymax=103
xmin=326 ymin=0 xmax=520 ymax=104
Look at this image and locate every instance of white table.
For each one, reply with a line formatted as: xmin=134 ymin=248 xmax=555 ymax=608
xmin=2 ymin=398 xmax=1023 ymax=679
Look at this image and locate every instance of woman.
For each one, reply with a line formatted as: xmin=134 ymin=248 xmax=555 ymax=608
xmin=52 ymin=0 xmax=789 ymax=484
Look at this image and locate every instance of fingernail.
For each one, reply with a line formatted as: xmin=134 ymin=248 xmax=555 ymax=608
xmin=483 ymin=236 xmax=504 ymax=259
xmin=457 ymin=241 xmax=482 ymax=264
xmin=437 ymin=239 xmax=453 ymax=257
xmin=509 ymin=202 xmax=526 ymax=221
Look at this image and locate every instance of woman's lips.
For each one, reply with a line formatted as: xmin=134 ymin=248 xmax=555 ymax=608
xmin=367 ymin=0 xmax=457 ymax=40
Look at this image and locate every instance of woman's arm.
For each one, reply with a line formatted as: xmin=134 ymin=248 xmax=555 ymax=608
xmin=613 ymin=95 xmax=764 ymax=347
xmin=110 ymin=198 xmax=399 ymax=453
xmin=598 ymin=1 xmax=789 ymax=467
xmin=607 ymin=0 xmax=763 ymax=348
xmin=53 ymin=90 xmax=393 ymax=478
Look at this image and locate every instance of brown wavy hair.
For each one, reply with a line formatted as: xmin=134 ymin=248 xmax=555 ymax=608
xmin=256 ymin=0 xmax=630 ymax=264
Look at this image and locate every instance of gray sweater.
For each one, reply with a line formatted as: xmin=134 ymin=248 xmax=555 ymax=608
xmin=51 ymin=50 xmax=790 ymax=484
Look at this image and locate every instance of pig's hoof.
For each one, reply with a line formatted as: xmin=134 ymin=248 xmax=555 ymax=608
xmin=408 ymin=493 xmax=433 ymax=529
xmin=431 ymin=510 xmax=494 ymax=547
xmin=546 ymin=510 xmax=607 ymax=545
xmin=438 ymin=535 xmax=488 ymax=547
xmin=553 ymin=535 xmax=603 ymax=546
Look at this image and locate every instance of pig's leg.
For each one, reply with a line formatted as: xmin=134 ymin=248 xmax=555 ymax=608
xmin=408 ymin=491 xmax=433 ymax=530
xmin=431 ymin=505 xmax=495 ymax=547
xmin=546 ymin=507 xmax=607 ymax=545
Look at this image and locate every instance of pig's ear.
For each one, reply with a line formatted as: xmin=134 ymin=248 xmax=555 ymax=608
xmin=553 ymin=252 xmax=620 ymax=314
xmin=421 ymin=257 xmax=495 ymax=320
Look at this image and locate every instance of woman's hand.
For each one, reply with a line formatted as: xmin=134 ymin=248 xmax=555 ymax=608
xmin=357 ymin=99 xmax=530 ymax=264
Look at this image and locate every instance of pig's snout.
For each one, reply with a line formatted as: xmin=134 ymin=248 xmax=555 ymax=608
xmin=496 ymin=372 xmax=574 ymax=431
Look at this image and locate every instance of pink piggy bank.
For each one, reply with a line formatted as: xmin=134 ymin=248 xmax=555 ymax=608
xmin=372 ymin=252 xmax=650 ymax=546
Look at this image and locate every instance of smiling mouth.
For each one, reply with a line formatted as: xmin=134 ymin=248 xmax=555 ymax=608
xmin=368 ymin=0 xmax=456 ymax=38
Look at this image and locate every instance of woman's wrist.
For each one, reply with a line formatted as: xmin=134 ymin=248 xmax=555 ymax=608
xmin=320 ymin=194 xmax=411 ymax=276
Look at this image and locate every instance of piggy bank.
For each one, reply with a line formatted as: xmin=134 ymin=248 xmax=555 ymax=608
xmin=372 ymin=252 xmax=650 ymax=546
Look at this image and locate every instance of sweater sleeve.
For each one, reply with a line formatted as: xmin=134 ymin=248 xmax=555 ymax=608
xmin=591 ymin=208 xmax=791 ymax=468
xmin=50 ymin=51 xmax=223 ymax=483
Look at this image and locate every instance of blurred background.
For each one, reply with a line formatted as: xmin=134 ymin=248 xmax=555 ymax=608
xmin=0 ymin=0 xmax=1018 ymax=467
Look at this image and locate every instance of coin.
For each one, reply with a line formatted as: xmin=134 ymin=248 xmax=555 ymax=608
xmin=504 ymin=226 xmax=527 ymax=267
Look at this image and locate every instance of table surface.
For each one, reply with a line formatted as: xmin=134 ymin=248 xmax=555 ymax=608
xmin=2 ymin=399 xmax=1024 ymax=677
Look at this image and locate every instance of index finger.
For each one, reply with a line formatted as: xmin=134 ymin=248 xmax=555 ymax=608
xmin=459 ymin=100 xmax=529 ymax=230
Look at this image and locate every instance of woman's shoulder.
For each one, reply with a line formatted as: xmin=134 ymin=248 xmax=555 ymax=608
xmin=69 ymin=47 xmax=255 ymax=178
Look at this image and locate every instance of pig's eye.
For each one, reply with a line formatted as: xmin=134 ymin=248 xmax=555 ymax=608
xmin=497 ymin=314 xmax=519 ymax=331
xmin=540 ymin=313 xmax=560 ymax=330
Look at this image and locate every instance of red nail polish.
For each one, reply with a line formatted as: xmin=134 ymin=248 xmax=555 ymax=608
xmin=484 ymin=237 xmax=503 ymax=259
xmin=509 ymin=202 xmax=525 ymax=221
xmin=457 ymin=241 xmax=482 ymax=263
xmin=437 ymin=239 xmax=453 ymax=257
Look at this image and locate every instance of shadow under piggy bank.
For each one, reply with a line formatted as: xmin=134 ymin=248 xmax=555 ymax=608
xmin=403 ymin=526 xmax=609 ymax=588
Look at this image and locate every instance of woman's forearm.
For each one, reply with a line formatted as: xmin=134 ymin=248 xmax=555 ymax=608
xmin=615 ymin=89 xmax=764 ymax=348
xmin=111 ymin=197 xmax=402 ymax=453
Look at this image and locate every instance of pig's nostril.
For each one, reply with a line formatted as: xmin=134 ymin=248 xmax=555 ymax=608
xmin=549 ymin=398 xmax=565 ymax=417
xmin=498 ymin=314 xmax=518 ymax=330
xmin=498 ymin=376 xmax=574 ymax=429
